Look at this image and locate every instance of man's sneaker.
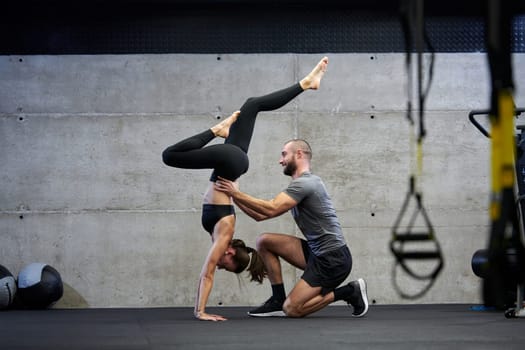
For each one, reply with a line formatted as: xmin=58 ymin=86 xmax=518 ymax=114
xmin=346 ymin=278 xmax=369 ymax=317
xmin=248 ymin=297 xmax=286 ymax=317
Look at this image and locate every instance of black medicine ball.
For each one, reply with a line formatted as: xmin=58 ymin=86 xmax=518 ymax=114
xmin=17 ymin=263 xmax=63 ymax=309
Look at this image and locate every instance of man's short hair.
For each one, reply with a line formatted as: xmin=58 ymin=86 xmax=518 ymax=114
xmin=285 ymin=139 xmax=312 ymax=159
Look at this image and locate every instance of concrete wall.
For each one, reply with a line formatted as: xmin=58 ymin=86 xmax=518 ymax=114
xmin=1 ymin=53 xmax=524 ymax=308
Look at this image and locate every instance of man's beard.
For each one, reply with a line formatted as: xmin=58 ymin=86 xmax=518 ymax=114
xmin=283 ymin=159 xmax=296 ymax=176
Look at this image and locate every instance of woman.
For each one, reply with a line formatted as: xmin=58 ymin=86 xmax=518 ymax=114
xmin=162 ymin=56 xmax=328 ymax=321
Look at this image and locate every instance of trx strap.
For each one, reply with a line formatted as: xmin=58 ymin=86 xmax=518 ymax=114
xmin=483 ymin=0 xmax=521 ymax=309
xmin=468 ymin=108 xmax=525 ymax=309
xmin=390 ymin=0 xmax=443 ymax=299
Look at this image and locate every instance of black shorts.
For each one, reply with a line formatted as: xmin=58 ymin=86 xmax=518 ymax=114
xmin=300 ymin=240 xmax=352 ymax=295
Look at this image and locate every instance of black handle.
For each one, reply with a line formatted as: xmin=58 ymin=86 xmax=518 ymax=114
xmin=468 ymin=108 xmax=525 ymax=138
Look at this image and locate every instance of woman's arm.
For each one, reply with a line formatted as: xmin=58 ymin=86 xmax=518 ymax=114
xmin=194 ymin=215 xmax=234 ymax=321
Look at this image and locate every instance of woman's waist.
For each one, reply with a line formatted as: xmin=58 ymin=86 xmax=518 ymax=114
xmin=203 ymin=182 xmax=233 ymax=205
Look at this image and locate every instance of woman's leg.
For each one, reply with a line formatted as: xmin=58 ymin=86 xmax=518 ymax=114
xmin=224 ymin=83 xmax=303 ymax=153
xmin=225 ymin=56 xmax=328 ymax=154
xmin=162 ymin=112 xmax=240 ymax=170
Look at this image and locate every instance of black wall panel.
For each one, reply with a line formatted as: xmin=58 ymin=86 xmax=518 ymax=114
xmin=1 ymin=1 xmax=524 ymax=54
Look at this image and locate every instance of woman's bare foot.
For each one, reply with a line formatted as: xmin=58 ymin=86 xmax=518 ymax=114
xmin=211 ymin=111 xmax=240 ymax=138
xmin=300 ymin=56 xmax=328 ymax=90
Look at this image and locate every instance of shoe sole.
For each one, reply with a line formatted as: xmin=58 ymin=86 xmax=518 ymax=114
xmin=352 ymin=278 xmax=369 ymax=318
xmin=247 ymin=310 xmax=286 ymax=317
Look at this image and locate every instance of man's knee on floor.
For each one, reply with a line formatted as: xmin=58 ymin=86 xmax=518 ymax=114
xmin=283 ymin=299 xmax=306 ymax=318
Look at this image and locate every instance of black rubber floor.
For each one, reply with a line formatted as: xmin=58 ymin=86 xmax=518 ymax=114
xmin=1 ymin=304 xmax=523 ymax=349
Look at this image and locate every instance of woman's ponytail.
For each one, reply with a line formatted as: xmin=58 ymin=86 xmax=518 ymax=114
xmin=231 ymin=239 xmax=267 ymax=283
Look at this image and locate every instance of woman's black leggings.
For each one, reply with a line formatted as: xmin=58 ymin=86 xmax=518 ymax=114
xmin=162 ymin=82 xmax=304 ymax=181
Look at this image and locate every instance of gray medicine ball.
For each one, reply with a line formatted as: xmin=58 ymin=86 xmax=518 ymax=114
xmin=0 ymin=265 xmax=17 ymax=309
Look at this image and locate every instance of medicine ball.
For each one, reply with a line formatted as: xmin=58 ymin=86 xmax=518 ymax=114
xmin=472 ymin=248 xmax=518 ymax=308
xmin=471 ymin=249 xmax=488 ymax=279
xmin=17 ymin=263 xmax=63 ymax=309
xmin=0 ymin=265 xmax=17 ymax=309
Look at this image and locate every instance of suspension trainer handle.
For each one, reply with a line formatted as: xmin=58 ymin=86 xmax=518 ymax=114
xmin=469 ymin=108 xmax=525 ymax=138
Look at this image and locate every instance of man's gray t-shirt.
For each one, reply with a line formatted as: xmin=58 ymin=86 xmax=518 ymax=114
xmin=284 ymin=171 xmax=347 ymax=256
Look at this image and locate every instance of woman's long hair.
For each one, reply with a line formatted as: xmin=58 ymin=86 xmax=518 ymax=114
xmin=231 ymin=239 xmax=267 ymax=283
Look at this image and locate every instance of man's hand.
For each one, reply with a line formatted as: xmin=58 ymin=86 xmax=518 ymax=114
xmin=214 ymin=176 xmax=239 ymax=196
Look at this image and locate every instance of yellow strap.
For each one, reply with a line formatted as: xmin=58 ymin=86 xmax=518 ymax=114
xmin=489 ymin=89 xmax=515 ymax=220
xmin=417 ymin=138 xmax=423 ymax=182
xmin=409 ymin=124 xmax=423 ymax=194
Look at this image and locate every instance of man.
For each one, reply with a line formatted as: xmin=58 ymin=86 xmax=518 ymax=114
xmin=214 ymin=139 xmax=368 ymax=318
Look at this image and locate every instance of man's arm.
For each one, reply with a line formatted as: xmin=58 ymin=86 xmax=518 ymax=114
xmin=214 ymin=177 xmax=297 ymax=221
xmin=233 ymin=190 xmax=297 ymax=221
xmin=232 ymin=198 xmax=270 ymax=221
